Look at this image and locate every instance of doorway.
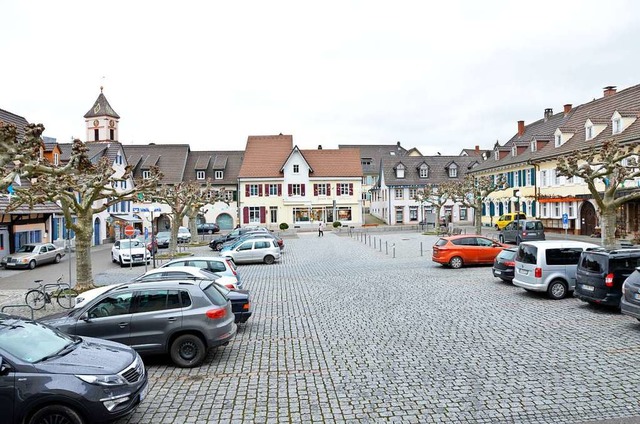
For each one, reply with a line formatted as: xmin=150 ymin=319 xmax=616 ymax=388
xmin=580 ymin=201 xmax=597 ymax=236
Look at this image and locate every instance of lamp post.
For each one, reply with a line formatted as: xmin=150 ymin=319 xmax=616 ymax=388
xmin=511 ymin=189 xmax=521 ymax=233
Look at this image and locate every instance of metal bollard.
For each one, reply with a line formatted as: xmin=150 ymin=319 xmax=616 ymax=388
xmin=420 ymin=242 xmax=423 ymax=257
xmin=393 ymin=244 xmax=396 ymax=258
xmin=386 ymin=241 xmax=388 ymax=255
xmin=379 ymin=239 xmax=382 ymax=252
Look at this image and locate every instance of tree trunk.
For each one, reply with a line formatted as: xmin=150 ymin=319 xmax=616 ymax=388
xmin=189 ymin=214 xmax=198 ymax=240
xmin=74 ymin=211 xmax=95 ymax=291
xmin=600 ymin=207 xmax=617 ymax=249
xmin=169 ymin=221 xmax=179 ymax=255
xmin=474 ymin=199 xmax=483 ymax=235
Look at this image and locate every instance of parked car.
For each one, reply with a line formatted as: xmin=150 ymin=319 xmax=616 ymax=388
xmin=499 ymin=219 xmax=545 ymax=245
xmin=196 ymin=222 xmax=220 ymax=234
xmin=512 ymin=240 xmax=599 ymax=299
xmin=135 ymin=235 xmax=158 ymax=255
xmin=492 ymin=247 xmax=518 ymax=282
xmin=1 ymin=243 xmax=65 ymax=270
xmin=40 ymin=279 xmax=236 ymax=368
xmin=177 ymin=227 xmax=192 ymax=243
xmin=222 ymin=231 xmax=284 ymax=251
xmin=574 ymin=247 xmax=640 ymax=307
xmin=495 ymin=213 xmax=527 ymax=230
xmin=432 ymin=235 xmax=508 ymax=269
xmin=209 ymin=226 xmax=269 ymax=251
xmin=132 ymin=266 xmax=240 ymax=290
xmin=0 ymin=313 xmax=147 ymax=424
xmin=621 ymin=269 xmax=640 ymax=321
xmin=220 ymin=237 xmax=281 ymax=264
xmin=160 ymin=256 xmax=242 ymax=287
xmin=111 ymin=239 xmax=151 ymax=267
xmin=155 ymin=231 xmax=171 ymax=248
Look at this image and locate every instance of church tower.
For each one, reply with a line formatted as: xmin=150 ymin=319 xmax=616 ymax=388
xmin=83 ymin=87 xmax=120 ymax=142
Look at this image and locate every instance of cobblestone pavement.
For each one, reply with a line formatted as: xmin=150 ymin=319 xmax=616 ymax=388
xmin=5 ymin=230 xmax=640 ymax=423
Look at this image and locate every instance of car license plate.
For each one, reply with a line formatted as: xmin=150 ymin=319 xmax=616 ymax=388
xmin=581 ymin=284 xmax=595 ymax=292
xmin=6 ymin=263 xmax=14 ymax=267
xmin=140 ymin=383 xmax=148 ymax=402
xmin=494 ymin=270 xmax=501 ymax=275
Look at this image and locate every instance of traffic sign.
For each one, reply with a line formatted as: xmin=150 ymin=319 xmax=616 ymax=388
xmin=562 ymin=213 xmax=569 ymax=230
xmin=124 ymin=225 xmax=135 ymax=237
xmin=144 ymin=227 xmax=149 ymax=239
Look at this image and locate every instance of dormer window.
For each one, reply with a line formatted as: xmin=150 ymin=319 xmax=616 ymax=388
xmin=115 ymin=153 xmax=123 ymax=165
xmin=586 ymin=125 xmax=594 ymax=140
xmin=531 ymin=140 xmax=537 ymax=152
xmin=494 ymin=150 xmax=499 ymax=160
xmin=196 ymin=170 xmax=205 ymax=180
xmin=396 ymin=163 xmax=405 ymax=178
xmin=39 ymin=147 xmax=44 ymax=160
xmin=555 ymin=134 xmax=562 ymax=147
xmin=613 ymin=118 xmax=622 ymax=134
xmin=142 ymin=170 xmax=150 ymax=179
xmin=54 ymin=153 xmax=59 ymax=165
xmin=293 ymin=164 xmax=299 ymax=174
xmin=511 ymin=145 xmax=517 ymax=156
xmin=419 ymin=164 xmax=429 ymax=178
xmin=215 ymin=170 xmax=223 ymax=180
xmin=448 ymin=164 xmax=458 ymax=178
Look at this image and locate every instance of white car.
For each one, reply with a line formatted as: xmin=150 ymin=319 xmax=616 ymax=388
xmin=74 ymin=284 xmax=115 ymax=309
xmin=111 ymin=239 xmax=151 ymax=267
xmin=177 ymin=227 xmax=192 ymax=243
xmin=132 ymin=266 xmax=239 ymax=290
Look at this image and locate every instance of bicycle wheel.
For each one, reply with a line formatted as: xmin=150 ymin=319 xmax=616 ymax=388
xmin=25 ymin=290 xmax=46 ymax=310
xmin=56 ymin=288 xmax=79 ymax=309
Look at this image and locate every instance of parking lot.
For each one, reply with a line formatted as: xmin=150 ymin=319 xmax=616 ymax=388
xmin=62 ymin=230 xmax=632 ymax=424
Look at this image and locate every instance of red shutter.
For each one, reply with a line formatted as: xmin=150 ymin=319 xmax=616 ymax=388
xmin=278 ymin=184 xmax=282 ymax=196
xmin=327 ymin=184 xmax=331 ymax=196
xmin=245 ymin=185 xmax=250 ymax=197
xmin=314 ymin=184 xmax=318 ymax=196
xmin=264 ymin=184 xmax=269 ymax=197
xmin=260 ymin=207 xmax=266 ymax=223
xmin=259 ymin=185 xmax=263 ymax=196
xmin=349 ymin=183 xmax=353 ymax=196
xmin=301 ymin=184 xmax=306 ymax=196
xmin=288 ymin=184 xmax=292 ymax=196
xmin=243 ymin=207 xmax=249 ymax=224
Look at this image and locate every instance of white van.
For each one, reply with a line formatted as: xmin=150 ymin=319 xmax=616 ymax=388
xmin=513 ymin=240 xmax=599 ymax=299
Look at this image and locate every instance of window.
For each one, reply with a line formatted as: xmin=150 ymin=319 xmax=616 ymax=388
xmin=395 ymin=189 xmax=403 ymax=199
xmin=409 ymin=189 xmax=417 ymax=199
xmin=53 ymin=153 xmax=59 ymax=165
xmin=249 ymin=184 xmax=259 ymax=196
xmin=337 ymin=207 xmax=352 ymax=221
xmin=338 ymin=183 xmax=352 ymax=196
xmin=554 ymin=202 xmax=560 ymax=217
xmin=514 ymin=171 xmax=519 ymax=188
xmin=215 ymin=171 xmax=223 ymax=180
xmin=460 ymin=207 xmax=467 ymax=220
xmin=555 ymin=134 xmax=562 ymax=147
xmin=546 ymin=248 xmax=583 ymax=266
xmin=396 ymin=164 xmax=405 ymax=178
xmin=142 ymin=170 xmax=150 ymax=179
xmin=88 ymin=292 xmax=133 ymax=318
xmin=224 ymin=190 xmax=234 ymax=202
xmin=269 ymin=184 xmax=279 ymax=196
xmin=409 ymin=207 xmax=418 ymax=221
xmin=110 ymin=129 xmax=114 ymax=140
xmin=494 ymin=150 xmax=499 ymax=160
xmin=249 ymin=207 xmax=260 ymax=223
xmin=120 ymin=180 xmax=127 ymax=189
xmin=613 ymin=118 xmax=622 ymax=134
xmin=94 ymin=129 xmax=99 ymax=141
xmin=254 ymin=241 xmax=270 ymax=249
xmin=540 ymin=170 xmax=547 ymax=187
xmin=291 ymin=184 xmax=301 ymax=196
xmin=196 ymin=171 xmax=205 ymax=180
xmin=419 ymin=165 xmax=429 ymax=178
xmin=316 ymin=184 xmax=327 ymax=196
xmin=293 ymin=164 xmax=299 ymax=174
xmin=448 ymin=166 xmax=457 ymax=178
xmin=568 ymin=203 xmax=574 ymax=216
xmin=531 ymin=140 xmax=537 ymax=152
xmin=511 ymin=146 xmax=517 ymax=156
xmin=238 ymin=242 xmax=253 ymax=251
xmin=526 ymin=169 xmax=532 ymax=186
xmin=270 ymin=206 xmax=277 ymax=224
xmin=586 ymin=125 xmax=594 ymax=140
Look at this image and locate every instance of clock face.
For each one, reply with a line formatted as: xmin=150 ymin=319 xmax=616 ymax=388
xmin=93 ymin=120 xmax=99 ymax=127
xmin=109 ymin=120 xmax=115 ymax=128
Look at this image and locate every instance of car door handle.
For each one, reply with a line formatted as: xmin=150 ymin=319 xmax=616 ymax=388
xmin=167 ymin=317 xmax=177 ymax=322
xmin=118 ymin=322 xmax=129 ymax=328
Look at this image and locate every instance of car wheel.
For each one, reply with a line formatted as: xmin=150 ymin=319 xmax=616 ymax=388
xmin=264 ymin=255 xmax=275 ymax=265
xmin=170 ymin=334 xmax=206 ymax=368
xmin=215 ymin=242 xmax=223 ymax=251
xmin=28 ymin=260 xmax=36 ymax=270
xmin=498 ymin=235 xmax=505 ymax=243
xmin=28 ymin=404 xmax=84 ymax=424
xmin=119 ymin=256 xmax=125 ymax=268
xmin=449 ymin=256 xmax=463 ymax=269
xmin=547 ymin=279 xmax=568 ymax=300
xmin=54 ymin=254 xmax=61 ymax=264
xmin=112 ymin=253 xmax=117 ymax=263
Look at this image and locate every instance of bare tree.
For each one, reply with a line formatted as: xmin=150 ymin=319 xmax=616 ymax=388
xmin=448 ymin=174 xmax=507 ymax=235
xmin=0 ymin=123 xmax=161 ymax=290
xmin=557 ymin=138 xmax=640 ymax=249
xmin=413 ymin=183 xmax=452 ymax=227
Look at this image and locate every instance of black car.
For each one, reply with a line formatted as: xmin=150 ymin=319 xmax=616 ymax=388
xmin=575 ymin=247 xmax=640 ymax=307
xmin=0 ymin=314 xmax=147 ymax=424
xmin=492 ymin=247 xmax=517 ymax=282
xmin=209 ymin=226 xmax=268 ymax=251
xmin=196 ymin=223 xmax=220 ymax=235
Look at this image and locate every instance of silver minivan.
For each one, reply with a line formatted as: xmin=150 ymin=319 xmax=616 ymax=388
xmin=513 ymin=240 xmax=599 ymax=299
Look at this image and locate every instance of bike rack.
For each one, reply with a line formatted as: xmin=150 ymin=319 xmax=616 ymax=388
xmin=2 ymin=304 xmax=35 ymax=320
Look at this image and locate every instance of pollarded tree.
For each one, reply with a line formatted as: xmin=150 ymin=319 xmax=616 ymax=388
xmin=557 ymin=138 xmax=640 ymax=249
xmin=412 ymin=183 xmax=452 ymax=226
xmin=150 ymin=180 xmax=224 ymax=254
xmin=448 ymin=174 xmax=507 ymax=235
xmin=0 ymin=123 xmax=161 ymax=290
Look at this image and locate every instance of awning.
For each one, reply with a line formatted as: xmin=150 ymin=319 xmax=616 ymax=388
xmin=537 ymin=197 xmax=583 ymax=203
xmin=109 ymin=213 xmax=143 ymax=223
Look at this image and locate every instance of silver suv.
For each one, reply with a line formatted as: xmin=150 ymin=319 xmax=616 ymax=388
xmin=40 ymin=279 xmax=236 ymax=368
xmin=499 ymin=219 xmax=545 ymax=245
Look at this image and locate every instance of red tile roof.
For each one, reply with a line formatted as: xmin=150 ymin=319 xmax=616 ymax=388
xmin=301 ymin=148 xmax=363 ymax=177
xmin=238 ymin=135 xmax=293 ymax=178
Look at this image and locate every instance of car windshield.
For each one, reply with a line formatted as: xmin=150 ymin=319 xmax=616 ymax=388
xmin=516 ymin=244 xmax=538 ymax=264
xmin=16 ymin=245 xmax=36 ymax=253
xmin=498 ymin=249 xmax=517 ymax=260
xmin=119 ymin=240 xmax=143 ymax=249
xmin=156 ymin=232 xmax=170 ymax=238
xmin=0 ymin=319 xmax=74 ymax=363
xmin=200 ymin=269 xmax=221 ymax=280
xmin=201 ymin=282 xmax=228 ymax=306
xmin=434 ymin=239 xmax=448 ymax=247
xmin=179 ymin=228 xmax=189 ymax=233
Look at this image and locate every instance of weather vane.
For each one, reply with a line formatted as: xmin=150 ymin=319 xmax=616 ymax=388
xmin=100 ymin=76 xmax=106 ymax=93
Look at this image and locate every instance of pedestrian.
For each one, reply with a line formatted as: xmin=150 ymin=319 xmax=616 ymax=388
xmin=318 ymin=221 xmax=325 ymax=237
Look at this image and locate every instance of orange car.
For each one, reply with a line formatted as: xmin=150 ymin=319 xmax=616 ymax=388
xmin=432 ymin=235 xmax=508 ymax=269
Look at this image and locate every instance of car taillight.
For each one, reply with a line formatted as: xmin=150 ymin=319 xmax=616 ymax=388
xmin=521 ymin=231 xmax=527 ymax=237
xmin=605 ymin=273 xmax=614 ymax=287
xmin=504 ymin=261 xmax=515 ymax=267
xmin=243 ymin=303 xmax=250 ymax=310
xmin=226 ymin=259 xmax=237 ymax=275
xmin=206 ymin=308 xmax=227 ymax=319
xmin=225 ymin=283 xmax=235 ymax=290
xmin=535 ymin=267 xmax=542 ymax=278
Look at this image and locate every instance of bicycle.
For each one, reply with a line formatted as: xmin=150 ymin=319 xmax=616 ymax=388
xmin=24 ymin=276 xmax=78 ymax=310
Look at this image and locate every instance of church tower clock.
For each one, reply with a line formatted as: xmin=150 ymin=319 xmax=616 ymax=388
xmin=83 ymin=87 xmax=120 ymax=142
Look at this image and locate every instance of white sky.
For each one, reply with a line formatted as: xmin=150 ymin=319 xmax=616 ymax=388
xmin=3 ymin=1 xmax=640 ymax=155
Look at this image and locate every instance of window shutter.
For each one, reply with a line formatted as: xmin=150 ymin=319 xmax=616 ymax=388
xmin=288 ymin=184 xmax=292 ymax=196
xmin=301 ymin=184 xmax=306 ymax=196
xmin=259 ymin=185 xmax=263 ymax=196
xmin=245 ymin=185 xmax=250 ymax=197
xmin=264 ymin=184 xmax=269 ymax=197
xmin=349 ymin=183 xmax=353 ymax=196
xmin=531 ymin=169 xmax=536 ymax=185
xmin=314 ymin=184 xmax=318 ymax=196
xmin=327 ymin=184 xmax=331 ymax=196
xmin=243 ymin=207 xmax=249 ymax=224
xmin=260 ymin=207 xmax=266 ymax=223
xmin=278 ymin=184 xmax=282 ymax=196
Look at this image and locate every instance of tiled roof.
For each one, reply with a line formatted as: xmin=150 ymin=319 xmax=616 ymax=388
xmin=238 ymin=135 xmax=293 ymax=178
xmin=0 ymin=196 xmax=62 ymax=214
xmin=123 ymin=144 xmax=190 ymax=184
xmin=0 ymin=108 xmax=29 ymax=141
xmin=83 ymin=92 xmax=120 ymax=119
xmin=381 ymin=155 xmax=478 ymax=187
xmin=194 ymin=155 xmax=211 ymax=170
xmin=183 ymin=150 xmax=243 ymax=185
xmin=301 ymin=148 xmax=363 ymax=177
xmin=338 ymin=143 xmax=408 ymax=174
xmin=212 ymin=156 xmax=228 ymax=169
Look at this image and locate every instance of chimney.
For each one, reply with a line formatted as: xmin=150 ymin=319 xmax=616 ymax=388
xmin=544 ymin=108 xmax=553 ymax=121
xmin=603 ymin=86 xmax=617 ymax=97
xmin=396 ymin=141 xmax=401 ymax=147
xmin=475 ymin=145 xmax=479 ymax=153
xmin=517 ymin=120 xmax=525 ymax=137
xmin=317 ymin=145 xmax=322 ymax=150
xmin=563 ymin=104 xmax=572 ymax=115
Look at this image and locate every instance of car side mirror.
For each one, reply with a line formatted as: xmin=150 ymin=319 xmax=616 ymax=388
xmin=80 ymin=312 xmax=91 ymax=322
xmin=0 ymin=356 xmax=11 ymax=375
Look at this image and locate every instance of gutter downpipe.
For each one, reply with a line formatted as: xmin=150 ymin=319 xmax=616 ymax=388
xmin=528 ymin=160 xmax=539 ymax=218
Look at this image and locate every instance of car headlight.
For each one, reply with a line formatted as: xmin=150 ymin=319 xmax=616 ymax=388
xmin=20 ymin=258 xmax=29 ymax=263
xmin=121 ymin=253 xmax=131 ymax=258
xmin=76 ymin=374 xmax=129 ymax=386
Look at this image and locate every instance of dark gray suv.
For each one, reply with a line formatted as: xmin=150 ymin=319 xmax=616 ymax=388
xmin=41 ymin=279 xmax=236 ymax=368
xmin=499 ymin=219 xmax=545 ymax=245
xmin=0 ymin=314 xmax=147 ymax=424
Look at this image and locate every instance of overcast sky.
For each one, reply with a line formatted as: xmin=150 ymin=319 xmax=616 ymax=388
xmin=3 ymin=1 xmax=640 ymax=156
